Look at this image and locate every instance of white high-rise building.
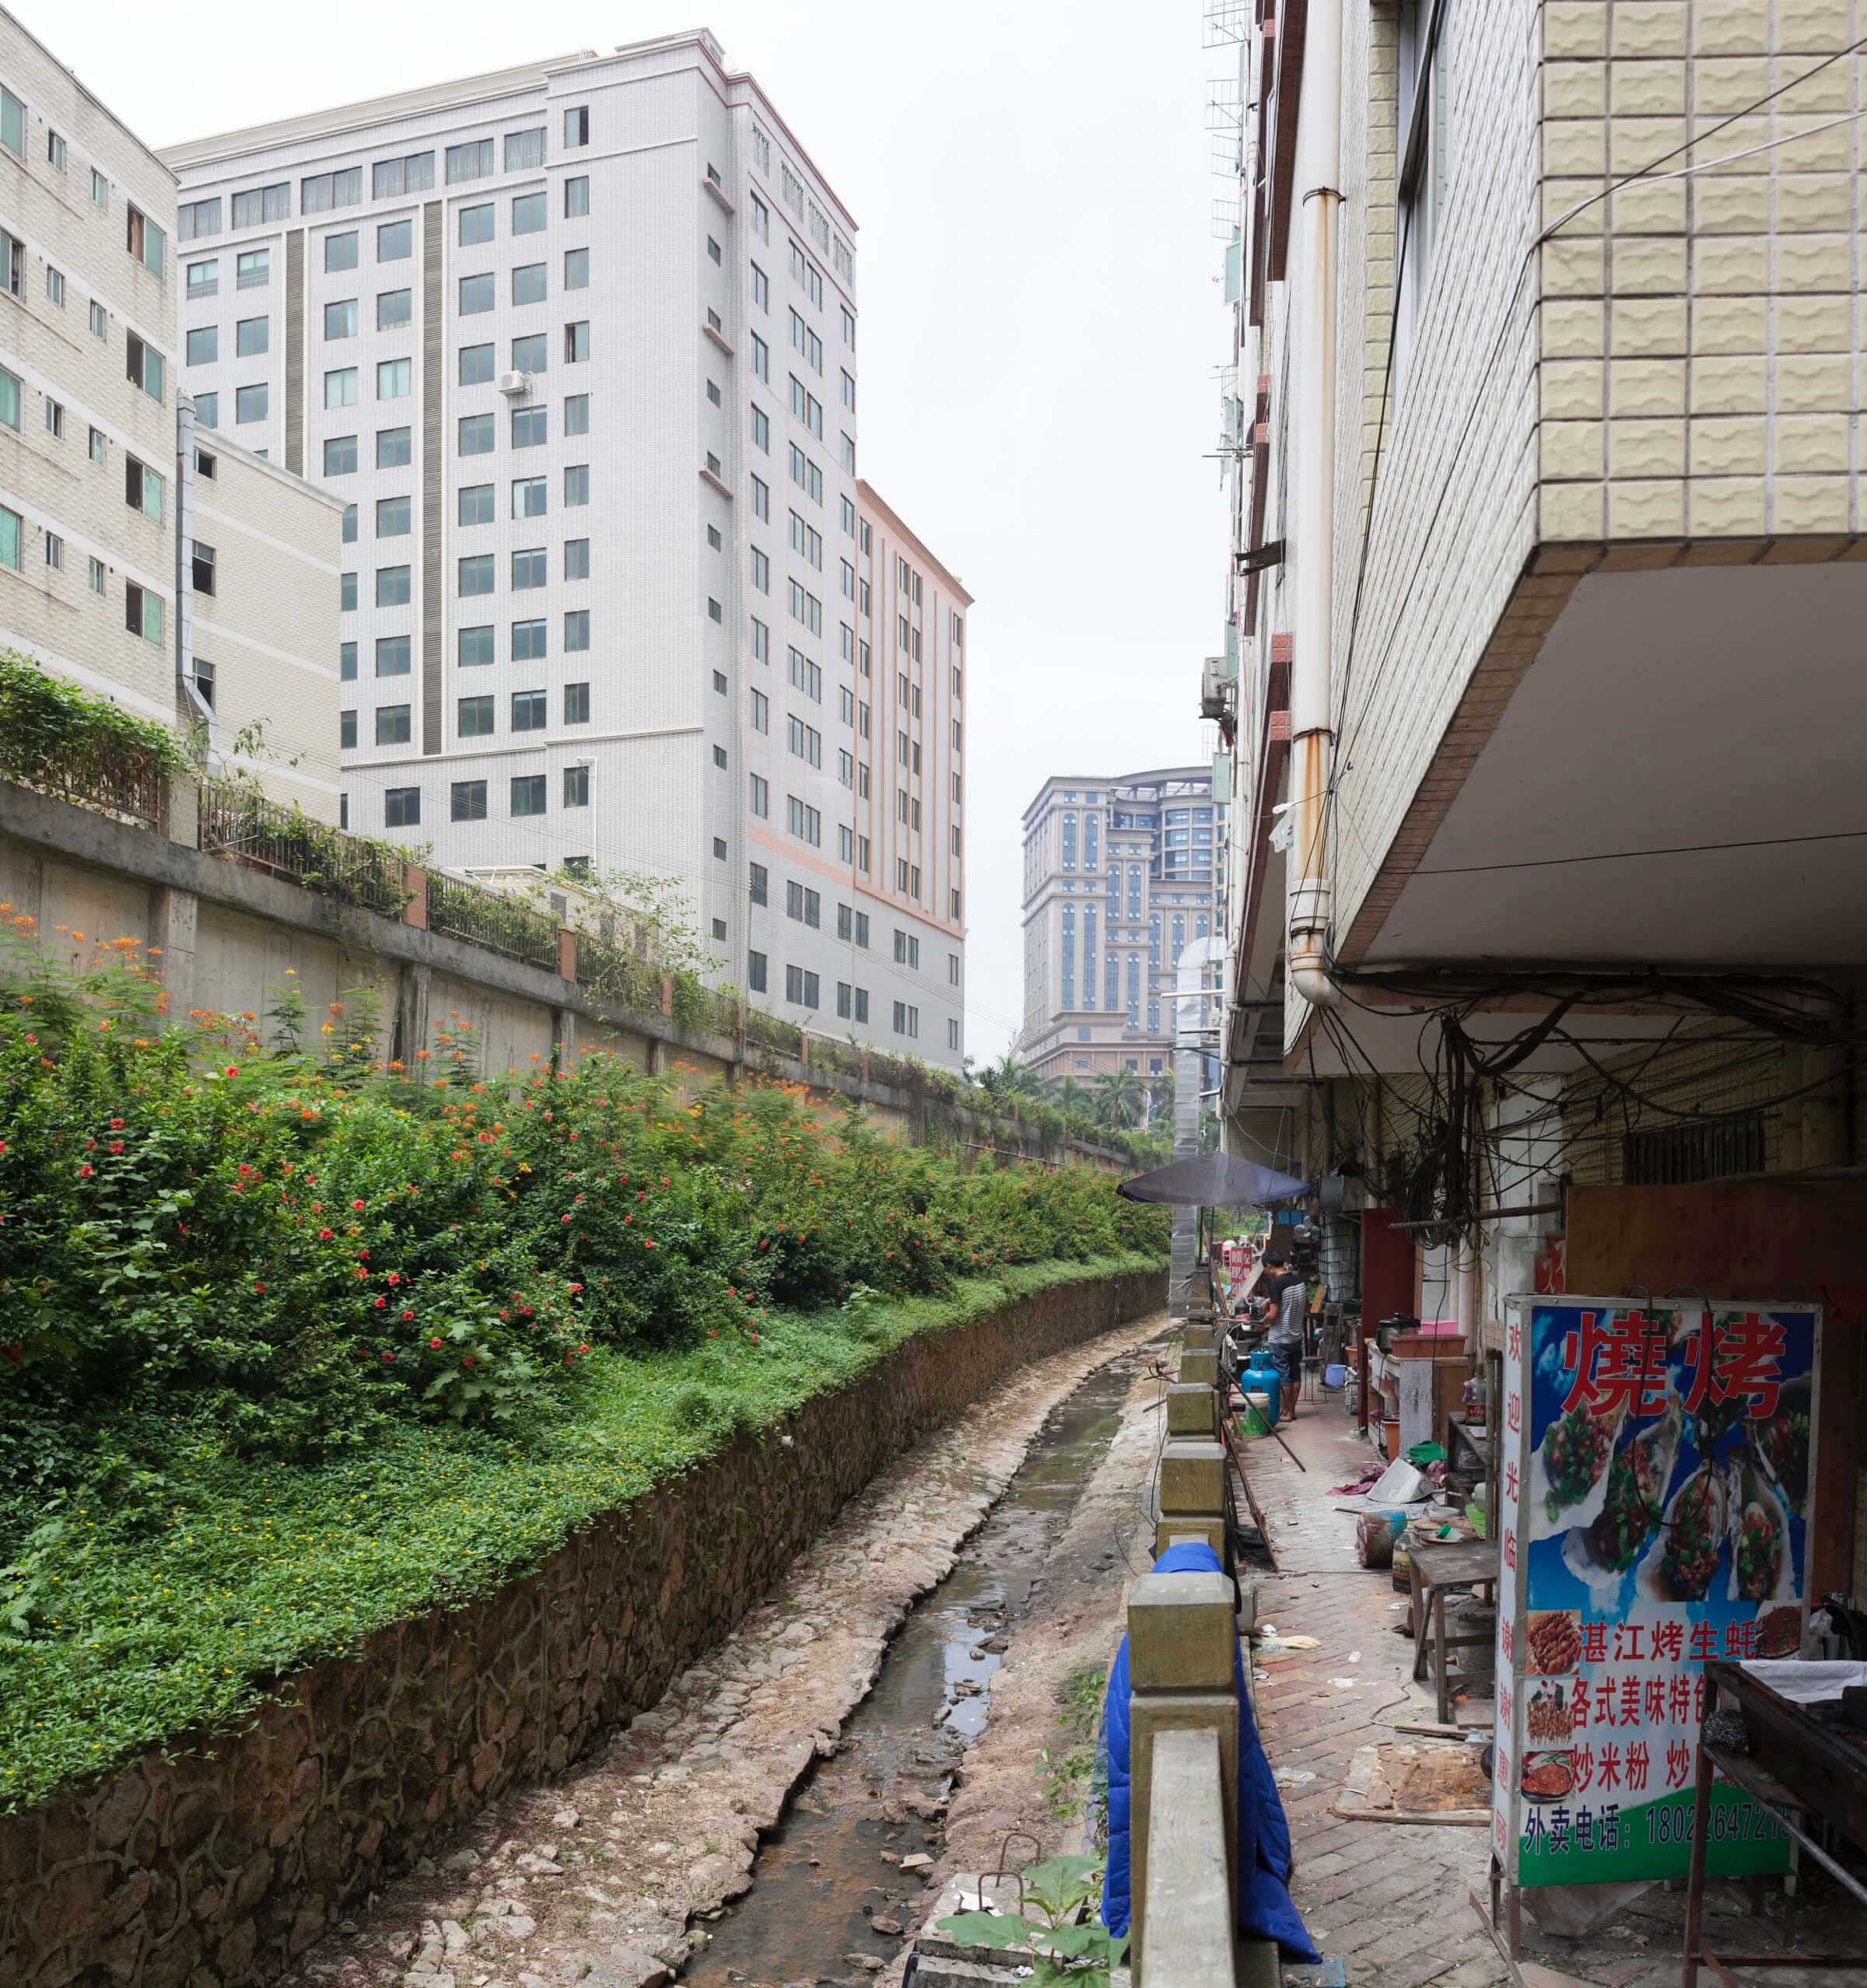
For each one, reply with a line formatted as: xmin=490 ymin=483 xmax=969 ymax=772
xmin=163 ymin=31 xmax=965 ymax=1064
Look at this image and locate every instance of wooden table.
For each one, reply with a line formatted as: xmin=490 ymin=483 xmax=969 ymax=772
xmin=1683 ymin=1661 xmax=1867 ymax=1988
xmin=1407 ymin=1537 xmax=1500 ymax=1724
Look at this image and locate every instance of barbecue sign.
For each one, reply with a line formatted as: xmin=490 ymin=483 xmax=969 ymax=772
xmin=1492 ymin=1295 xmax=1820 ymax=1885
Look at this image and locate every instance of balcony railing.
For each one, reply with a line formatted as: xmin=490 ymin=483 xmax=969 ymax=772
xmin=0 ymin=649 xmax=183 ymax=834
xmin=200 ymin=782 xmax=406 ymax=915
xmin=426 ymin=873 xmax=559 ymax=972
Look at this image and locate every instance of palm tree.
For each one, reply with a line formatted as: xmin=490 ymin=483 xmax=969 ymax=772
xmin=1049 ymin=1075 xmax=1089 ymax=1118
xmin=974 ymin=1050 xmax=1040 ymax=1104
xmin=1091 ymin=1067 xmax=1146 ymax=1131
xmin=1144 ymin=1072 xmax=1175 ymax=1128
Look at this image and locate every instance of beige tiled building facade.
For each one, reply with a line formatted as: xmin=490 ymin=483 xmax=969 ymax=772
xmin=1214 ymin=0 xmax=1867 ymax=1244
xmin=1221 ymin=0 xmax=1867 ymax=1082
xmin=0 ymin=9 xmax=179 ymax=718
xmin=185 ymin=430 xmax=345 ymax=816
xmin=0 ymin=8 xmax=339 ymax=820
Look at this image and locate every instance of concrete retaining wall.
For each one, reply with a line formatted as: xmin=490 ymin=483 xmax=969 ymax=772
xmin=0 ymin=775 xmax=1129 ymax=1169
xmin=0 ymin=1266 xmax=1163 ymax=1988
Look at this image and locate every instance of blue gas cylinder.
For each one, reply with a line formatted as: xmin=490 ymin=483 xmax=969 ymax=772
xmin=1242 ymin=1346 xmax=1281 ymax=1426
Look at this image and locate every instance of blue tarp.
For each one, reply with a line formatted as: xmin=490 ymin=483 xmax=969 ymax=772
xmin=1099 ymin=1541 xmax=1320 ymax=1962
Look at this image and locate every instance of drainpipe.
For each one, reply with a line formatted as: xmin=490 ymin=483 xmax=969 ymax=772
xmin=1287 ymin=0 xmax=1343 ymax=1011
xmin=173 ymin=397 xmax=217 ymax=751
xmin=1168 ymin=934 xmax=1230 ymax=1318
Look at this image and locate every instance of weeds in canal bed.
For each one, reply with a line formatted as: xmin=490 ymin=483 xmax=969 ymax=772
xmin=937 ymin=1853 xmax=1126 ymax=1982
xmin=1040 ymin=1665 xmax=1110 ymax=1843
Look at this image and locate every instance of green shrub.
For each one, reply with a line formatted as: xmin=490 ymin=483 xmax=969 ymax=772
xmin=0 ymin=928 xmax=1167 ymax=1515
xmin=0 ymin=927 xmax=1168 ymax=1808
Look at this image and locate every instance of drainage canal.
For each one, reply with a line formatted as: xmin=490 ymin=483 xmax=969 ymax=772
xmin=682 ymin=1343 xmax=1160 ymax=1986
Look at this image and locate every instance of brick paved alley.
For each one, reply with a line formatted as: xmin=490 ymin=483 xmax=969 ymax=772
xmin=1241 ymin=1401 xmax=1509 ymax=1988
xmin=1238 ymin=1403 xmax=1867 ymax=1988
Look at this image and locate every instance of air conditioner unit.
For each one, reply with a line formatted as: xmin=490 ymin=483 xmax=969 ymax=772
xmin=1199 ymin=659 xmax=1236 ymax=722
xmin=497 ymin=370 xmax=531 ymax=396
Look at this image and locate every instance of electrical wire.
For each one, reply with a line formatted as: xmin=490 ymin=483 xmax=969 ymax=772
xmin=1253 ymin=52 xmax=1867 ymax=1240
xmin=1327 ymin=30 xmax=1867 ymax=792
xmin=1412 ymin=825 xmax=1867 ymax=880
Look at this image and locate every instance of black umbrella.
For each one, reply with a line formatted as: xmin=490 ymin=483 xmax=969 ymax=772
xmin=1116 ymin=1150 xmax=1309 ymax=1207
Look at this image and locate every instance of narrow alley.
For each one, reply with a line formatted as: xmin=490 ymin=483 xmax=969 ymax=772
xmin=1238 ymin=1392 xmax=1867 ymax=1988
xmin=1241 ymin=1405 xmax=1507 ymax=1988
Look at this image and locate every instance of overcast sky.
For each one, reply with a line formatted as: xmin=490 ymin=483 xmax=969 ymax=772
xmin=45 ymin=0 xmax=1231 ymax=1063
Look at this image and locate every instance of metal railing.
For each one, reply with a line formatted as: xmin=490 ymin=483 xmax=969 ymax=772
xmin=426 ymin=873 xmax=559 ymax=971
xmin=200 ymin=782 xmax=405 ymax=915
xmin=668 ymin=973 xmax=739 ymax=1039
xmin=576 ymin=931 xmax=664 ymax=1016
xmin=0 ymin=726 xmax=170 ymax=832
xmin=743 ymin=1006 xmax=803 ymax=1061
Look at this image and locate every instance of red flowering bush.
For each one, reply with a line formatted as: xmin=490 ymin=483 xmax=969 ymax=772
xmin=0 ymin=949 xmax=1165 ymax=1508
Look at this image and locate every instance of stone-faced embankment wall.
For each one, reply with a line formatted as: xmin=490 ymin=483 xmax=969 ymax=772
xmin=0 ymin=1266 xmax=1162 ymax=1988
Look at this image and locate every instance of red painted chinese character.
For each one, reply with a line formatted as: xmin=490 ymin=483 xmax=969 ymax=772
xmin=1668 ymin=1676 xmax=1694 ymax=1723
xmin=1666 ymin=1740 xmax=1692 ymax=1790
xmin=1581 ymin=1621 xmax=1608 ymax=1664
xmin=1571 ymin=1680 xmax=1590 ymax=1730
xmin=1501 ymin=1618 xmax=1514 ymax=1664
xmin=1620 ymin=1676 xmax=1645 ymax=1724
xmin=1500 ymin=1683 xmax=1512 ymax=1729
xmin=1689 ymin=1620 xmax=1718 ymax=1662
xmin=1508 ymin=1319 xmax=1522 ymax=1362
xmin=1504 ymin=1526 xmax=1518 ymax=1572
xmin=1596 ymin=1682 xmax=1619 ymax=1727
xmin=1571 ymin=1743 xmax=1596 ymax=1791
xmin=1613 ymin=1622 xmax=1645 ymax=1662
xmin=1507 ymin=1391 xmax=1522 ymax=1435
xmin=1645 ymin=1678 xmax=1667 ymax=1723
xmin=1596 ymin=1742 xmax=1624 ymax=1790
xmin=1695 ymin=1673 xmax=1710 ymax=1723
xmin=1561 ymin=1309 xmax=1671 ymax=1418
xmin=1652 ymin=1621 xmax=1684 ymax=1663
xmin=1505 ymin=1461 xmax=1521 ymax=1504
xmin=1494 ymin=1809 xmax=1508 ymax=1857
xmin=1626 ymin=1741 xmax=1651 ymax=1793
xmin=1684 ymin=1311 xmax=1785 ymax=1419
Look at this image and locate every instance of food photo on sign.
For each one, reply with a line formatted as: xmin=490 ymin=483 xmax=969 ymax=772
xmin=1492 ymin=1297 xmax=1820 ymax=1889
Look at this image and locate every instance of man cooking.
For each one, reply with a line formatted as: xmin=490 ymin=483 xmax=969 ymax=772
xmin=1256 ymin=1243 xmax=1307 ymax=1417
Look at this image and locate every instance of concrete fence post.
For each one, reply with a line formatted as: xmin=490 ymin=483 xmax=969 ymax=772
xmin=401 ymin=863 xmax=429 ymax=930
xmin=161 ymin=770 xmax=200 ymax=849
xmin=1159 ymin=1318 xmax=1228 ymax=1558
xmin=1167 ymin=1381 xmax=1220 ymax=1441
xmin=660 ymin=971 xmax=674 ymax=1017
xmin=555 ymin=926 xmax=577 ymax=983
xmin=1156 ymin=1437 xmax=1228 ymax=1559
xmin=1126 ymin=1566 xmax=1239 ymax=1981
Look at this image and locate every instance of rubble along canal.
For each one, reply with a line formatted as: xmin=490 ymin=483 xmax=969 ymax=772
xmin=682 ymin=1342 xmax=1161 ymax=1986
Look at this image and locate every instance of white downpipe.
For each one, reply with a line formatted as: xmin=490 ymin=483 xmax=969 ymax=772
xmin=1287 ymin=0 xmax=1343 ymax=1011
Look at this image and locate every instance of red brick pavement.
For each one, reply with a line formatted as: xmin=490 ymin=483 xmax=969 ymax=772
xmin=1238 ymin=1405 xmax=1867 ymax=1988
xmin=1239 ymin=1401 xmax=1510 ymax=1988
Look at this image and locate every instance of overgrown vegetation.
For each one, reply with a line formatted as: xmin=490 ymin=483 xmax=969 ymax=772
xmin=0 ymin=919 xmax=1167 ymax=1810
xmin=0 ymin=647 xmax=192 ymax=826
xmin=938 ymin=1855 xmax=1126 ymax=1982
xmin=1041 ymin=1664 xmax=1110 ymax=1839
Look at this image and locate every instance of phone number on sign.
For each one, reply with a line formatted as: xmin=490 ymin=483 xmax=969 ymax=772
xmin=1645 ymin=1803 xmax=1787 ymax=1847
